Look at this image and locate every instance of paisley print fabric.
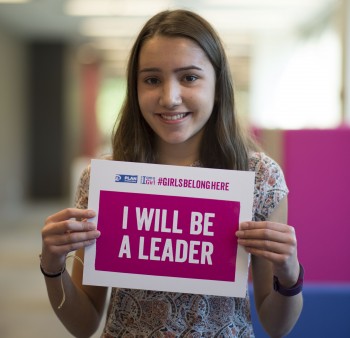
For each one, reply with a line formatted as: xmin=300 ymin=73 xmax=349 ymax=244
xmin=75 ymin=152 xmax=288 ymax=337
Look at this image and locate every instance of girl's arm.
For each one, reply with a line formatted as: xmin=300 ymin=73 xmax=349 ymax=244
xmin=41 ymin=208 xmax=108 ymax=338
xmin=236 ymin=197 xmax=303 ymax=338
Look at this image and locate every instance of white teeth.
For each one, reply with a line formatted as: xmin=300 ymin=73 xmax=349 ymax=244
xmin=161 ymin=113 xmax=187 ymax=121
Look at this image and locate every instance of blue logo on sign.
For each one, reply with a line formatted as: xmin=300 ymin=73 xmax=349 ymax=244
xmin=115 ymin=174 xmax=138 ymax=183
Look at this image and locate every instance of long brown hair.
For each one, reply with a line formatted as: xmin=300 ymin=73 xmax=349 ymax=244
xmin=112 ymin=9 xmax=253 ymax=170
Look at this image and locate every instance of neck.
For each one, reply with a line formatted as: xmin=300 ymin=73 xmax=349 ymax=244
xmin=156 ymin=139 xmax=200 ymax=167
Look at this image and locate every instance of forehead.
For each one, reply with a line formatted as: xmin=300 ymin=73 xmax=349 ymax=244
xmin=138 ymin=36 xmax=211 ymax=68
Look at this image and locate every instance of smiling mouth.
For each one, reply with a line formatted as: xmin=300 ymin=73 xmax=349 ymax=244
xmin=160 ymin=113 xmax=189 ymax=121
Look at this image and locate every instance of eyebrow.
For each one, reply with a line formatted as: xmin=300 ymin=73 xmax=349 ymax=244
xmin=139 ymin=65 xmax=203 ymax=73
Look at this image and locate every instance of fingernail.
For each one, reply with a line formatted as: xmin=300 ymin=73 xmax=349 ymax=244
xmin=88 ymin=223 xmax=97 ymax=230
xmin=240 ymin=222 xmax=249 ymax=230
xmin=87 ymin=210 xmax=96 ymax=217
xmin=236 ymin=230 xmax=243 ymax=237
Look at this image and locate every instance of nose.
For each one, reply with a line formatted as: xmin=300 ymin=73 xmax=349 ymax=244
xmin=159 ymin=80 xmax=182 ymax=108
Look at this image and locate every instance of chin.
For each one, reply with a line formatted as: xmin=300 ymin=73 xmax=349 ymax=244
xmin=158 ymin=133 xmax=188 ymax=145
xmin=164 ymin=139 xmax=188 ymax=145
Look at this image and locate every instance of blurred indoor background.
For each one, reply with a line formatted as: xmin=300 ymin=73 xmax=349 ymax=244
xmin=0 ymin=0 xmax=349 ymax=337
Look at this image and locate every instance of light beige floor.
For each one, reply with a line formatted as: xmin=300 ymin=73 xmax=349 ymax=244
xmin=0 ymin=201 xmax=106 ymax=338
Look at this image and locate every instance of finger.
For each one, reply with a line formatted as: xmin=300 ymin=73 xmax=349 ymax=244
xmin=45 ymin=208 xmax=96 ymax=224
xmin=237 ymin=237 xmax=295 ymax=255
xmin=236 ymin=229 xmax=296 ymax=245
xmin=236 ymin=228 xmax=293 ymax=244
xmin=242 ymin=246 xmax=291 ymax=265
xmin=48 ymin=237 xmax=99 ymax=256
xmin=46 ymin=229 xmax=101 ymax=247
xmin=43 ymin=219 xmax=97 ymax=236
xmin=240 ymin=221 xmax=293 ymax=234
xmin=237 ymin=222 xmax=295 ymax=242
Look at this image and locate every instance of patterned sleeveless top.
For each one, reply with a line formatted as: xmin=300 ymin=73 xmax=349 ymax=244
xmin=75 ymin=152 xmax=288 ymax=337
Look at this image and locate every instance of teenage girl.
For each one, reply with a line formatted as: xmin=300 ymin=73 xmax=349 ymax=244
xmin=41 ymin=9 xmax=303 ymax=337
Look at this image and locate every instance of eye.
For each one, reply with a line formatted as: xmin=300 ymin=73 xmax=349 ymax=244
xmin=183 ymin=75 xmax=198 ymax=82
xmin=145 ymin=77 xmax=160 ymax=85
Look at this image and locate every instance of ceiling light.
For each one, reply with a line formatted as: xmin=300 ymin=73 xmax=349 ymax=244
xmin=201 ymin=0 xmax=329 ymax=9
xmin=0 ymin=0 xmax=30 ymax=3
xmin=65 ymin=0 xmax=171 ymax=17
xmin=80 ymin=17 xmax=146 ymax=37
xmin=199 ymin=8 xmax=309 ymax=32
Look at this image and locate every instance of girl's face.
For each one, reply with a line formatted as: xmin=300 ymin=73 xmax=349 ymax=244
xmin=137 ymin=36 xmax=216 ymax=152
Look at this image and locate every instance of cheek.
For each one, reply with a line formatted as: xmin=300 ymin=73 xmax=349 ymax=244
xmin=199 ymin=88 xmax=215 ymax=112
xmin=138 ymin=91 xmax=157 ymax=112
xmin=137 ymin=94 xmax=149 ymax=115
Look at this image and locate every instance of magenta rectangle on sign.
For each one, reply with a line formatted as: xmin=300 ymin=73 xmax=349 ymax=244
xmin=95 ymin=191 xmax=240 ymax=282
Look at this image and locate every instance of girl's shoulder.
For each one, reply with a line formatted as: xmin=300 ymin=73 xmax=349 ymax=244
xmin=248 ymin=151 xmax=288 ymax=192
xmin=249 ymin=151 xmax=282 ymax=175
xmin=74 ymin=154 xmax=113 ymax=209
xmin=78 ymin=154 xmax=113 ymax=179
xmin=249 ymin=151 xmax=274 ymax=170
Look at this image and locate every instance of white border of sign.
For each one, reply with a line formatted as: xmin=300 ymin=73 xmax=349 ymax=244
xmin=83 ymin=159 xmax=255 ymax=298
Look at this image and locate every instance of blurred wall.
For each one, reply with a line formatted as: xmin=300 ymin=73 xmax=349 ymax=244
xmin=0 ymin=26 xmax=27 ymax=218
xmin=0 ymin=26 xmax=84 ymax=219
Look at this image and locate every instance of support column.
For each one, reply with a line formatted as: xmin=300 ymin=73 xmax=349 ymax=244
xmin=28 ymin=41 xmax=66 ymax=199
xmin=80 ymin=61 xmax=100 ymax=157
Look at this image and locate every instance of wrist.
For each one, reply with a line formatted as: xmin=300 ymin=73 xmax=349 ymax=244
xmin=39 ymin=253 xmax=66 ymax=277
xmin=40 ymin=262 xmax=66 ymax=278
xmin=273 ymin=263 xmax=304 ymax=297
xmin=273 ymin=260 xmax=300 ymax=288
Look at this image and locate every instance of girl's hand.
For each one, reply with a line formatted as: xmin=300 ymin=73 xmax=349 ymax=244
xmin=236 ymin=221 xmax=300 ymax=287
xmin=41 ymin=208 xmax=100 ymax=273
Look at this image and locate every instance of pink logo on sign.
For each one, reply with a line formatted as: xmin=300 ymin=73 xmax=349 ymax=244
xmin=96 ymin=191 xmax=240 ymax=282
